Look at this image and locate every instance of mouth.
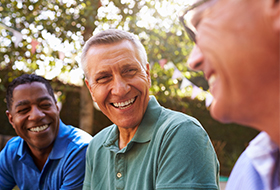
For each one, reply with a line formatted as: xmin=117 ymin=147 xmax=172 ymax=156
xmin=111 ymin=97 xmax=136 ymax=110
xmin=208 ymin=74 xmax=216 ymax=89
xmin=29 ymin=124 xmax=49 ymax=132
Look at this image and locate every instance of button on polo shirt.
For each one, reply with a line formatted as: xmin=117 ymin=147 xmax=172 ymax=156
xmin=117 ymin=172 xmax=122 ymax=178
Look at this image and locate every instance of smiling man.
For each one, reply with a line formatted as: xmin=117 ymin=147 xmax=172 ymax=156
xmin=80 ymin=29 xmax=219 ymax=190
xmin=0 ymin=74 xmax=92 ymax=190
xmin=179 ymin=0 xmax=280 ymax=189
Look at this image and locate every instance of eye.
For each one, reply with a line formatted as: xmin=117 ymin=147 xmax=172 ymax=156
xmin=96 ymin=75 xmax=112 ymax=84
xmin=123 ymin=68 xmax=137 ymax=76
xmin=39 ymin=100 xmax=53 ymax=109
xmin=17 ymin=107 xmax=30 ymax=114
xmin=40 ymin=103 xmax=52 ymax=109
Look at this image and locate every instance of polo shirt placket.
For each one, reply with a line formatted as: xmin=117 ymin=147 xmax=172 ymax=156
xmin=115 ymin=153 xmax=125 ymax=189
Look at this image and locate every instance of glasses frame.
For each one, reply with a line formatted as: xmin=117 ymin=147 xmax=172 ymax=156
xmin=179 ymin=0 xmax=210 ymax=43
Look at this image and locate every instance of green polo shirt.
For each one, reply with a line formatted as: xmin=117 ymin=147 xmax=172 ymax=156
xmin=83 ymin=96 xmax=219 ymax=190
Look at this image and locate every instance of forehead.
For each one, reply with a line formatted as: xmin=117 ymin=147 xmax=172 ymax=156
xmin=86 ymin=40 xmax=142 ymax=70
xmin=87 ymin=40 xmax=139 ymax=59
xmin=12 ymin=82 xmax=51 ymax=104
xmin=13 ymin=82 xmax=47 ymax=93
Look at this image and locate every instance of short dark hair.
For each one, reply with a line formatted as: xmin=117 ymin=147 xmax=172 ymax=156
xmin=6 ymin=74 xmax=56 ymax=110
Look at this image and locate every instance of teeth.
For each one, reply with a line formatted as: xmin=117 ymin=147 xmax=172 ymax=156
xmin=29 ymin=124 xmax=49 ymax=132
xmin=113 ymin=98 xmax=135 ymax=109
xmin=208 ymin=74 xmax=216 ymax=87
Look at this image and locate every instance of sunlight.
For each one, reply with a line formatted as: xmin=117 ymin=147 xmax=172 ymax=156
xmin=7 ymin=0 xmax=196 ymax=86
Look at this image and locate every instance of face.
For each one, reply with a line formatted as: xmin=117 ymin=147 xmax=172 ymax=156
xmin=6 ymin=82 xmax=60 ymax=152
xmin=85 ymin=40 xmax=151 ymax=130
xmin=187 ymin=0 xmax=280 ymax=125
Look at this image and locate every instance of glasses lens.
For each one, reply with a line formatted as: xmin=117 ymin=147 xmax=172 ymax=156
xmin=179 ymin=7 xmax=197 ymax=43
xmin=179 ymin=0 xmax=210 ymax=43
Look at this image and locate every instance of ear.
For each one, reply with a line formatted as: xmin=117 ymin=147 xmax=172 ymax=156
xmin=145 ymin=63 xmax=151 ymax=88
xmin=55 ymin=103 xmax=60 ymax=112
xmin=85 ymin=79 xmax=96 ymax=102
xmin=6 ymin=110 xmax=15 ymax=129
xmin=267 ymin=0 xmax=280 ymax=30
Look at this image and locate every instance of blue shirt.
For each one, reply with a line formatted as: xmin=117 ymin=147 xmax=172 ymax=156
xmin=83 ymin=96 xmax=220 ymax=190
xmin=226 ymin=132 xmax=280 ymax=190
xmin=0 ymin=120 xmax=92 ymax=190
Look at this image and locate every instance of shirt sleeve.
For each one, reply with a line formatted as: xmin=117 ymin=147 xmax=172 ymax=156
xmin=156 ymin=121 xmax=220 ymax=190
xmin=59 ymin=145 xmax=88 ymax=190
xmin=0 ymin=143 xmax=17 ymax=190
xmin=82 ymin=144 xmax=93 ymax=190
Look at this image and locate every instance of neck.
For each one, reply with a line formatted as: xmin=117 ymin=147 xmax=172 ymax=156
xmin=249 ymin=82 xmax=280 ymax=147
xmin=28 ymin=144 xmax=53 ymax=171
xmin=118 ymin=126 xmax=138 ymax=150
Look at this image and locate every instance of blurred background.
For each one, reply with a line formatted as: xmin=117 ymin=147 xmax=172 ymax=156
xmin=0 ymin=0 xmax=258 ymax=180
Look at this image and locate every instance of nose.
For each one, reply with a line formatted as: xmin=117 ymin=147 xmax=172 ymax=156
xmin=111 ymin=76 xmax=131 ymax=96
xmin=187 ymin=45 xmax=204 ymax=71
xmin=28 ymin=106 xmax=45 ymax=121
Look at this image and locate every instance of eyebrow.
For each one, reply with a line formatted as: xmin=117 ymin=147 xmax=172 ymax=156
xmin=95 ymin=63 xmax=139 ymax=76
xmin=15 ymin=96 xmax=53 ymax=108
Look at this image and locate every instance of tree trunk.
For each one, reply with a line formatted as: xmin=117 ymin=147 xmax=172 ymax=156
xmin=79 ymin=0 xmax=100 ymax=135
xmin=79 ymin=82 xmax=94 ymax=135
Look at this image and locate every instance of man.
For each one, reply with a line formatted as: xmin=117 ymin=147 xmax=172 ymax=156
xmin=80 ymin=29 xmax=219 ymax=190
xmin=179 ymin=0 xmax=280 ymax=189
xmin=0 ymin=74 xmax=92 ymax=190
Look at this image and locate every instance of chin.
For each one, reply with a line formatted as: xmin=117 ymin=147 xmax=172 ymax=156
xmin=210 ymin=101 xmax=232 ymax=124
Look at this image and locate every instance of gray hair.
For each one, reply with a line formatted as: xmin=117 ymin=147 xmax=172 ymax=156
xmin=81 ymin=29 xmax=148 ymax=78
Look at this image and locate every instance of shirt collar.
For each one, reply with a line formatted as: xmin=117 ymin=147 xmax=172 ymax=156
xmin=245 ymin=131 xmax=280 ymax=189
xmin=131 ymin=95 xmax=162 ymax=143
xmin=48 ymin=120 xmax=68 ymax=159
xmin=17 ymin=138 xmax=27 ymax=157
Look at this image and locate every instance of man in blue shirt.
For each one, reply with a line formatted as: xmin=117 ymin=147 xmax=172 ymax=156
xmin=0 ymin=74 xmax=92 ymax=190
xmin=80 ymin=29 xmax=219 ymax=189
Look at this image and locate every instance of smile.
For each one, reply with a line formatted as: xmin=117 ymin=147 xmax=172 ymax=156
xmin=208 ymin=74 xmax=216 ymax=88
xmin=112 ymin=97 xmax=136 ymax=110
xmin=29 ymin=124 xmax=49 ymax=132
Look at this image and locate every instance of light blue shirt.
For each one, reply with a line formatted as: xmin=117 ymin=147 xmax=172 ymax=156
xmin=226 ymin=132 xmax=280 ymax=190
xmin=83 ymin=96 xmax=219 ymax=190
xmin=0 ymin=120 xmax=92 ymax=190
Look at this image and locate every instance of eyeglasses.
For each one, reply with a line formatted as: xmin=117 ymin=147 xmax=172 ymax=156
xmin=178 ymin=0 xmax=210 ymax=43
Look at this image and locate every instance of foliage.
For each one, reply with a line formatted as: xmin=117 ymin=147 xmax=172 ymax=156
xmin=0 ymin=0 xmax=205 ymax=99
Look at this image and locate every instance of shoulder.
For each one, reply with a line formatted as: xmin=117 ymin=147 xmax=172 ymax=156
xmin=1 ymin=136 xmax=21 ymax=153
xmin=226 ymin=151 xmax=263 ymax=190
xmin=0 ymin=136 xmax=22 ymax=162
xmin=157 ymin=107 xmax=205 ymax=136
xmin=87 ymin=125 xmax=115 ymax=149
xmin=69 ymin=126 xmax=92 ymax=145
xmin=60 ymin=122 xmax=92 ymax=146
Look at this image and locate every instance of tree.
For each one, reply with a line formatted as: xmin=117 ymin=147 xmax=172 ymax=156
xmin=0 ymin=0 xmax=205 ymax=134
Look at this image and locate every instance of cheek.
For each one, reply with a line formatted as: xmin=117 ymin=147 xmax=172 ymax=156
xmin=90 ymin=85 xmax=108 ymax=104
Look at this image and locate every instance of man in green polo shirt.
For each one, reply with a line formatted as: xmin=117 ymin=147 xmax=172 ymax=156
xmin=80 ymin=29 xmax=220 ymax=190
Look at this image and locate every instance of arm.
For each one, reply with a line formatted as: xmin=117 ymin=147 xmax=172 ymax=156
xmin=156 ymin=121 xmax=220 ymax=190
xmin=0 ymin=144 xmax=17 ymax=190
xmin=82 ymin=146 xmax=92 ymax=190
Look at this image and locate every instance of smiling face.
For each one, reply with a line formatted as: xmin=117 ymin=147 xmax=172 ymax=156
xmin=187 ymin=0 xmax=280 ymax=126
xmin=6 ymin=82 xmax=60 ymax=152
xmin=85 ymin=40 xmax=151 ymax=130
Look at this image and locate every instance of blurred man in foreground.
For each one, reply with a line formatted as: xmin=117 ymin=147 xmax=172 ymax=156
xmin=179 ymin=0 xmax=280 ymax=189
